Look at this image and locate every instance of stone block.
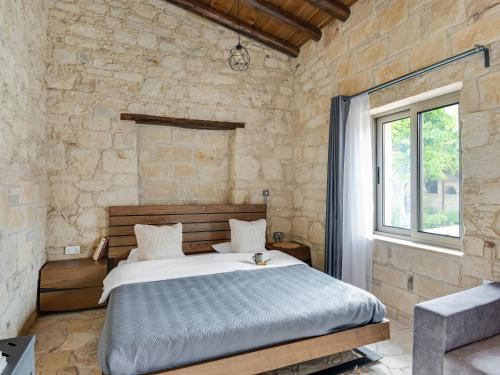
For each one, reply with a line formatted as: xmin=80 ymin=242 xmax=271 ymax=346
xmin=201 ymin=133 xmax=229 ymax=148
xmin=68 ymin=149 xmax=99 ymax=176
xmin=76 ymin=207 xmax=107 ymax=229
xmin=261 ymin=159 xmax=282 ymax=181
xmin=374 ymin=54 xmax=409 ymax=84
xmin=411 ymin=252 xmax=460 ymax=285
xmin=460 ymin=255 xmax=493 ymax=280
xmin=339 ymin=69 xmax=374 ymax=96
xmin=372 ymin=283 xmax=419 ymax=315
xmin=388 ymin=14 xmax=421 ymax=53
xmin=409 ymin=33 xmax=448 ymax=70
xmin=230 ymin=190 xmax=249 ymax=204
xmin=155 ymin=145 xmax=192 ymax=162
xmin=390 ymin=245 xmax=413 ymax=270
xmin=373 ymin=242 xmax=391 ymax=264
xmin=307 ymin=222 xmax=324 ymax=245
xmin=413 ymin=275 xmax=450 ymax=299
xmin=172 ymin=129 xmax=202 ymax=145
xmin=463 ymin=235 xmax=485 ymax=257
xmin=373 ymin=264 xmax=409 ymax=289
xmin=336 ymin=50 xmax=356 ymax=79
xmin=50 ymin=182 xmax=78 ymax=211
xmin=478 ymin=71 xmax=500 ymax=109
xmin=348 ymin=18 xmax=378 ymax=48
xmin=463 ymin=143 xmax=500 ymax=179
xmin=114 ymin=30 xmax=137 ymax=45
xmin=451 ymin=11 xmax=500 ymax=53
xmin=142 ymin=181 xmax=178 ymax=199
xmin=428 ymin=0 xmax=466 ymax=33
xmin=95 ymin=187 xmax=138 ymax=206
xmin=358 ymin=38 xmax=389 ymax=71
xmin=139 ymin=126 xmax=172 ymax=143
xmin=173 ymin=164 xmax=197 ymax=178
xmin=103 ymin=150 xmax=137 ymax=174
xmin=46 ymin=214 xmax=78 ymax=248
xmin=462 ymin=112 xmax=491 ymax=149
xmin=53 ymin=48 xmax=78 ymax=64
xmin=78 ymin=130 xmax=113 ymax=149
xmin=69 ymin=23 xmax=105 ymax=39
xmin=194 ymin=148 xmax=227 ymax=164
xmin=234 ymin=155 xmax=260 ymax=181
xmin=138 ymin=32 xmax=157 ymax=49
xmin=378 ymin=0 xmax=408 ymax=33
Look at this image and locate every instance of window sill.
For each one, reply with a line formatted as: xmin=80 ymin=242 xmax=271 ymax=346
xmin=372 ymin=233 xmax=463 ymax=257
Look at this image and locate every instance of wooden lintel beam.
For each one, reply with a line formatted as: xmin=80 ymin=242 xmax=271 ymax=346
xmin=120 ymin=113 xmax=245 ymax=131
xmin=304 ymin=0 xmax=350 ymax=22
xmin=163 ymin=0 xmax=300 ymax=57
xmin=241 ymin=0 xmax=322 ymax=41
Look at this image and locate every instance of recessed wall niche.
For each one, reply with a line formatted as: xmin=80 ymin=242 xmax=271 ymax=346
xmin=138 ymin=125 xmax=231 ymax=205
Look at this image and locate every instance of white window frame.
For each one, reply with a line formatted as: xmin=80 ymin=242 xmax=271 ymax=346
xmin=374 ymin=92 xmax=462 ymax=250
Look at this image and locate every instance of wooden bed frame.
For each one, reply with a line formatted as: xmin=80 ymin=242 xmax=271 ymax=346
xmin=106 ymin=204 xmax=390 ymax=375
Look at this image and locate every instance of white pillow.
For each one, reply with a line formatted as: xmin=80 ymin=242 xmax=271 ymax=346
xmin=127 ymin=248 xmax=140 ymax=263
xmin=229 ymin=219 xmax=267 ymax=253
xmin=134 ymin=223 xmax=184 ymax=261
xmin=212 ymin=242 xmax=232 ymax=253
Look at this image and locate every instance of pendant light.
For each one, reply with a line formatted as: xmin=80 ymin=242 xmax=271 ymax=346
xmin=228 ymin=0 xmax=250 ymax=71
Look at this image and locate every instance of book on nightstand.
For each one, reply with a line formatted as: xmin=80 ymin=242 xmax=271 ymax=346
xmin=91 ymin=237 xmax=108 ymax=261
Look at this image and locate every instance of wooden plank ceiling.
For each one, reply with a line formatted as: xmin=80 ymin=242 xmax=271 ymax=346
xmin=164 ymin=0 xmax=357 ymax=57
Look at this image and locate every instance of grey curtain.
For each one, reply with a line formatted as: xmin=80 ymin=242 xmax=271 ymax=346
xmin=324 ymin=96 xmax=350 ymax=278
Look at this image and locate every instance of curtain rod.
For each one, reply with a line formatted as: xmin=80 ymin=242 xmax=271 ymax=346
xmin=350 ymin=45 xmax=490 ymax=99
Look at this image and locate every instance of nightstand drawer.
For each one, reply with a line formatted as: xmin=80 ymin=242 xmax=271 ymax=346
xmin=278 ymin=247 xmax=311 ymax=262
xmin=40 ymin=259 xmax=107 ymax=289
xmin=40 ymin=287 xmax=104 ymax=312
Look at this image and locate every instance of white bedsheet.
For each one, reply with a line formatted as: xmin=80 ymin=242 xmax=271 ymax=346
xmin=99 ymin=250 xmax=303 ymax=303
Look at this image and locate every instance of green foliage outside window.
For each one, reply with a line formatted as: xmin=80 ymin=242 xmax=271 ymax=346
xmin=389 ymin=106 xmax=460 ymax=229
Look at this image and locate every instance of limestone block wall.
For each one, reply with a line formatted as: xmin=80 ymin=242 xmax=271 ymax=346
xmin=292 ymin=0 xmax=500 ymax=323
xmin=46 ymin=0 xmax=295 ymax=259
xmin=0 ymin=1 xmax=48 ymax=337
xmin=138 ymin=126 xmax=230 ymax=205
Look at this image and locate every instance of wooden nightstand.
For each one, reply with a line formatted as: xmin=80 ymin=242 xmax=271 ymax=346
xmin=38 ymin=259 xmax=107 ymax=312
xmin=266 ymin=242 xmax=311 ymax=265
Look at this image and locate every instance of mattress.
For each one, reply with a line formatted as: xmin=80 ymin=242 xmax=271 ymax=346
xmin=98 ymin=251 xmax=385 ymax=375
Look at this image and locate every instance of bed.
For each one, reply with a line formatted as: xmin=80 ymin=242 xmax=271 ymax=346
xmin=99 ymin=204 xmax=389 ymax=375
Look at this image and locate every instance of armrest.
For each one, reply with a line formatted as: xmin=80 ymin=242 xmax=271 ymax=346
xmin=413 ymin=282 xmax=500 ymax=375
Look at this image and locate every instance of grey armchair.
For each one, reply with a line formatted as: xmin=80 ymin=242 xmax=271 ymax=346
xmin=413 ymin=282 xmax=500 ymax=375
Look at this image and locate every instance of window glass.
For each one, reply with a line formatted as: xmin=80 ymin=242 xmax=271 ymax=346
xmin=382 ymin=117 xmax=411 ymax=229
xmin=419 ymin=103 xmax=460 ymax=237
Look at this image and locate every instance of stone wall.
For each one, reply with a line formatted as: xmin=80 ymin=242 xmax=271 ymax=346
xmin=292 ymin=0 xmax=500 ymax=323
xmin=46 ymin=0 xmax=295 ymax=259
xmin=0 ymin=1 xmax=48 ymax=337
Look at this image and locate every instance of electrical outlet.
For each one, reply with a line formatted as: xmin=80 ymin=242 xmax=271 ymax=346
xmin=65 ymin=245 xmax=80 ymax=255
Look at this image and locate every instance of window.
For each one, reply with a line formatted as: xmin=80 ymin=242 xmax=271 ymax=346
xmin=375 ymin=93 xmax=461 ymax=248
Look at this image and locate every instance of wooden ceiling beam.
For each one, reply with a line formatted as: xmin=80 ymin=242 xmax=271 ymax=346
xmin=241 ymin=0 xmax=322 ymax=42
xmin=164 ymin=0 xmax=300 ymax=57
xmin=304 ymin=0 xmax=350 ymax=22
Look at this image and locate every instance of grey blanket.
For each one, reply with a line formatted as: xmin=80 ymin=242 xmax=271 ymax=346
xmin=98 ymin=264 xmax=385 ymax=375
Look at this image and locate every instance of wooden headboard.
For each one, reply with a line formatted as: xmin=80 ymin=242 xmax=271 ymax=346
xmin=107 ymin=204 xmax=267 ymax=264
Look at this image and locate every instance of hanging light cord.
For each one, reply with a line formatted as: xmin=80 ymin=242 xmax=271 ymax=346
xmin=237 ymin=0 xmax=241 ymax=46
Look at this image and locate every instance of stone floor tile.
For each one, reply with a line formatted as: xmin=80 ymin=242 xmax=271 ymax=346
xmin=379 ymin=354 xmax=413 ymax=369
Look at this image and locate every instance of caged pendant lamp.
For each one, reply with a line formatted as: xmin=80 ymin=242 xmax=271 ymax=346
xmin=228 ymin=0 xmax=250 ymax=71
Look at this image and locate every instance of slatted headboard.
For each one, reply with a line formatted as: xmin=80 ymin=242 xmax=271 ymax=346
xmin=107 ymin=204 xmax=267 ymax=265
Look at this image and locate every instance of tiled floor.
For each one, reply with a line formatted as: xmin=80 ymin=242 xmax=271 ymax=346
xmin=29 ymin=309 xmax=412 ymax=374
